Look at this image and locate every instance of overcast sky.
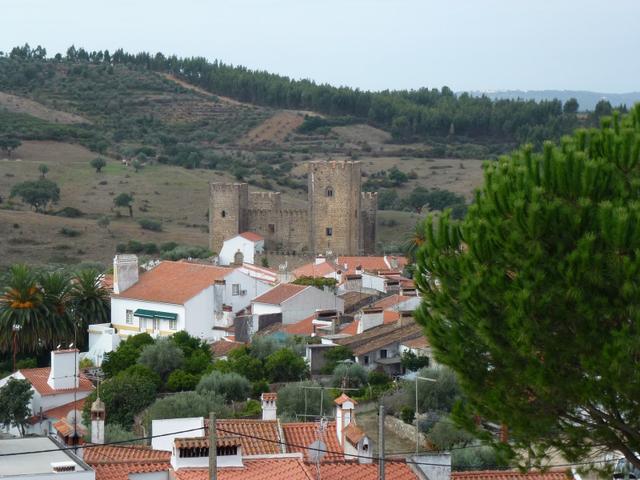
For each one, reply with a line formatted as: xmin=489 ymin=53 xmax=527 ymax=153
xmin=3 ymin=0 xmax=639 ymax=93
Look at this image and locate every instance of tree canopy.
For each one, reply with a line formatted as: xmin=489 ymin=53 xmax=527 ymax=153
xmin=0 ymin=378 xmax=33 ymax=436
xmin=415 ymin=105 xmax=640 ymax=469
xmin=10 ymin=178 xmax=60 ymax=212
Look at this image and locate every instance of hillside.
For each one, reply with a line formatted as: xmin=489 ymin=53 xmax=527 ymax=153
xmin=0 ymin=46 xmax=582 ymax=267
xmin=469 ymin=90 xmax=640 ymax=111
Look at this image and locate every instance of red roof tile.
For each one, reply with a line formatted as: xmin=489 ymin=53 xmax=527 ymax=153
xmin=334 ymin=393 xmax=357 ymax=406
xmin=282 ymin=314 xmax=316 ymax=336
xmin=402 ymin=336 xmax=430 ymax=349
xmin=53 ymin=418 xmax=87 ymax=438
xmin=292 ymin=262 xmax=338 ymax=279
xmin=174 ymin=459 xmax=314 ymax=480
xmin=19 ymin=368 xmax=93 ymax=396
xmin=206 ymin=419 xmax=282 ymax=455
xmin=238 ymin=231 xmax=264 ymax=242
xmin=39 ymin=398 xmax=87 ymax=422
xmin=383 ymin=310 xmax=401 ymax=324
xmin=261 ymin=392 xmax=277 ymax=401
xmin=281 ymin=422 xmax=344 ymax=461
xmin=337 ymin=256 xmax=407 ymax=275
xmin=93 ymin=462 xmax=170 ymax=480
xmin=210 ymin=339 xmax=244 ymax=358
xmin=339 ymin=320 xmax=359 ymax=336
xmin=113 ymin=261 xmax=230 ymax=304
xmin=317 ymin=461 xmax=418 ymax=480
xmin=372 ymin=294 xmax=412 ymax=310
xmin=344 ymin=423 xmax=366 ymax=445
xmin=252 ymin=283 xmax=307 ymax=305
xmin=451 ymin=471 xmax=571 ymax=480
xmin=84 ymin=445 xmax=171 ymax=465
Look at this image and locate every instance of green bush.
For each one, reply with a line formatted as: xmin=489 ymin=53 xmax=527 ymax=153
xmin=59 ymin=226 xmax=81 ymax=237
xmin=331 ymin=362 xmax=368 ymax=389
xmin=138 ymin=218 xmax=162 ymax=231
xmin=54 ymin=207 xmax=84 ymax=218
xmin=196 ymin=371 xmax=251 ymax=403
xmin=167 ymin=369 xmax=199 ymax=392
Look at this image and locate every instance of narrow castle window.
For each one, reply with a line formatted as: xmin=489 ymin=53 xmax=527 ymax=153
xmin=268 ymin=224 xmax=275 ymax=233
xmin=326 ymin=227 xmax=333 ymax=237
xmin=221 ymin=210 xmax=226 ymax=218
xmin=326 ymin=187 xmax=334 ymax=197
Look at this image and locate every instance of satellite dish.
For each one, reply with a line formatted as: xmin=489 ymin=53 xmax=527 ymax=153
xmin=66 ymin=410 xmax=86 ymax=429
xmin=307 ymin=440 xmax=327 ymax=463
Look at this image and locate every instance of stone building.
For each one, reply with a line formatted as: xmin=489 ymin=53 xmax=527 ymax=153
xmin=209 ymin=160 xmax=377 ymax=255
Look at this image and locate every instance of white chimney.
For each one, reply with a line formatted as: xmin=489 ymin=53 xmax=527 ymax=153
xmin=315 ymin=255 xmax=326 ymax=265
xmin=334 ymin=394 xmax=356 ymax=447
xmin=113 ymin=254 xmax=139 ymax=294
xmin=261 ymin=392 xmax=277 ymax=421
xmin=48 ymin=349 xmax=79 ymax=390
xmin=91 ymin=397 xmax=106 ymax=444
xmin=358 ymin=307 xmax=384 ymax=333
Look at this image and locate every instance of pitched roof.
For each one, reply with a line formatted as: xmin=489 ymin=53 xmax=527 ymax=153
xmin=174 ymin=437 xmax=242 ymax=449
xmin=334 ymin=393 xmax=357 ymax=406
xmin=206 ymin=419 xmax=282 ymax=455
xmin=174 ymin=459 xmax=314 ymax=480
xmin=281 ymin=422 xmax=344 ymax=461
xmin=261 ymin=392 xmax=277 ymax=402
xmin=53 ymin=418 xmax=87 ymax=438
xmin=383 ymin=310 xmax=401 ymax=324
xmin=113 ymin=261 xmax=230 ymax=304
xmin=238 ymin=231 xmax=264 ymax=242
xmin=84 ymin=445 xmax=171 ymax=465
xmin=292 ymin=261 xmax=337 ymax=279
xmin=210 ymin=339 xmax=244 ymax=358
xmin=317 ymin=461 xmax=418 ymax=480
xmin=402 ymin=336 xmax=430 ymax=349
xmin=282 ymin=314 xmax=315 ymax=336
xmin=372 ymin=294 xmax=413 ymax=310
xmin=19 ymin=368 xmax=93 ymax=396
xmin=335 ymin=320 xmax=424 ymax=356
xmin=252 ymin=283 xmax=308 ymax=305
xmin=34 ymin=398 xmax=87 ymax=423
xmin=339 ymin=320 xmax=359 ymax=336
xmin=93 ymin=462 xmax=170 ymax=480
xmin=451 ymin=471 xmax=571 ymax=480
xmin=337 ymin=256 xmax=407 ymax=275
xmin=344 ymin=423 xmax=366 ymax=445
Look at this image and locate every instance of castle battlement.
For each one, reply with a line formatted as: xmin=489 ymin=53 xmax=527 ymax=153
xmin=361 ymin=191 xmax=378 ymax=200
xmin=250 ymin=191 xmax=281 ymax=199
xmin=309 ymin=160 xmax=361 ymax=169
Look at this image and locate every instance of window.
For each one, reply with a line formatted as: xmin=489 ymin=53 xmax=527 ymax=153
xmin=221 ymin=210 xmax=226 ymax=218
xmin=380 ymin=349 xmax=388 ymax=359
xmin=232 ymin=284 xmax=241 ymax=296
xmin=363 ymin=355 xmax=369 ymax=366
xmin=169 ymin=319 xmax=177 ymax=330
xmin=326 ymin=187 xmax=334 ymax=197
xmin=326 ymin=227 xmax=333 ymax=237
xmin=126 ymin=309 xmax=133 ymax=324
xmin=268 ymin=224 xmax=275 ymax=234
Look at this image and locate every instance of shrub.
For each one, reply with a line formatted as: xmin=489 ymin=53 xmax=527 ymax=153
xmin=401 ymin=406 xmax=415 ymax=424
xmin=120 ymin=364 xmax=162 ymax=390
xmin=59 ymin=226 xmax=81 ymax=237
xmin=137 ymin=338 xmax=185 ymax=381
xmin=138 ymin=218 xmax=162 ymax=231
xmin=427 ymin=416 xmax=474 ymax=450
xmin=276 ymin=381 xmax=334 ymax=421
xmin=265 ymin=348 xmax=308 ymax=383
xmin=144 ymin=391 xmax=229 ymax=431
xmin=167 ymin=369 xmax=199 ymax=392
xmin=196 ymin=371 xmax=251 ymax=403
xmin=331 ymin=362 xmax=367 ymax=389
xmin=368 ymin=370 xmax=392 ymax=387
xmin=55 ymin=207 xmax=84 ymax=218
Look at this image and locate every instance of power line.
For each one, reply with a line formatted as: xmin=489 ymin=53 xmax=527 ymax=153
xmin=0 ymin=423 xmax=626 ymax=471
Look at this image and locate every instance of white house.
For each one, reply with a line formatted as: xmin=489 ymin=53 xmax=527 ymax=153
xmin=251 ymin=283 xmax=345 ymax=325
xmin=222 ymin=268 xmax=274 ymax=315
xmin=218 ymin=232 xmax=265 ymax=266
xmin=110 ymin=257 xmax=232 ymax=341
xmin=0 ymin=349 xmax=93 ymax=437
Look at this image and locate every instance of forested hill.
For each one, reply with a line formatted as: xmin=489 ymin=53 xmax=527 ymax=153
xmin=469 ymin=90 xmax=640 ymax=111
xmin=0 ymin=44 xmax=612 ymax=146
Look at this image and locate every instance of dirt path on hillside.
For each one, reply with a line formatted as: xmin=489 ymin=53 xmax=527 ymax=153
xmin=241 ymin=110 xmax=307 ymax=145
xmin=0 ymin=91 xmax=90 ymax=124
xmin=160 ymin=73 xmax=245 ymax=106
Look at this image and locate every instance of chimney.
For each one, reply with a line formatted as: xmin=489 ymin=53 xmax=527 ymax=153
xmin=398 ymin=311 xmax=415 ymax=327
xmin=335 ymin=269 xmax=342 ymax=284
xmin=113 ymin=254 xmax=139 ymax=294
xmin=48 ymin=349 xmax=79 ymax=390
xmin=388 ymin=256 xmax=399 ymax=270
xmin=315 ymin=255 xmax=326 ymax=265
xmin=334 ymin=394 xmax=357 ymax=447
xmin=261 ymin=392 xmax=277 ymax=421
xmin=359 ymin=307 xmax=384 ymax=332
xmin=91 ymin=397 xmax=106 ymax=444
xmin=355 ymin=265 xmax=363 ymax=275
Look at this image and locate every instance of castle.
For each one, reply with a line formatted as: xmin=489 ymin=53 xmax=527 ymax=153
xmin=209 ymin=160 xmax=377 ymax=256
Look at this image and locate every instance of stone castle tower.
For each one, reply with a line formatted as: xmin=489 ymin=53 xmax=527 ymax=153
xmin=209 ymin=160 xmax=377 ymax=256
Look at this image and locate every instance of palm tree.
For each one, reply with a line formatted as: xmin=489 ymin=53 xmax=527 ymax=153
xmin=0 ymin=265 xmax=46 ymax=357
xmin=38 ymin=270 xmax=74 ymax=349
xmin=70 ymin=269 xmax=110 ymax=332
xmin=403 ymin=216 xmax=429 ymax=263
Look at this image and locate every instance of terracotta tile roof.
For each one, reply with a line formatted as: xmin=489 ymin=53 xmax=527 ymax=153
xmin=292 ymin=261 xmax=337 ymax=279
xmin=174 ymin=437 xmax=242 ymax=449
xmin=451 ymin=471 xmax=571 ymax=480
xmin=36 ymin=398 xmax=87 ymax=423
xmin=335 ymin=320 xmax=424 ymax=356
xmin=210 ymin=339 xmax=244 ymax=358
xmin=252 ymin=283 xmax=307 ymax=305
xmin=19 ymin=367 xmax=93 ymax=396
xmin=282 ymin=314 xmax=318 ymax=336
xmin=53 ymin=418 xmax=87 ymax=438
xmin=383 ymin=310 xmax=401 ymax=324
xmin=340 ymin=320 xmax=359 ymax=336
xmin=238 ymin=263 xmax=278 ymax=284
xmin=100 ymin=274 xmax=114 ymax=292
xmin=402 ymin=336 xmax=430 ymax=349
xmin=337 ymin=256 xmax=407 ymax=275
xmin=344 ymin=423 xmax=366 ymax=445
xmin=372 ymin=294 xmax=412 ymax=310
xmin=334 ymin=393 xmax=357 ymax=406
xmin=113 ymin=261 xmax=231 ymax=304
xmin=84 ymin=445 xmax=171 ymax=465
xmin=93 ymin=462 xmax=170 ymax=480
xmin=281 ymin=422 xmax=344 ymax=461
xmin=206 ymin=419 xmax=282 ymax=455
xmin=317 ymin=461 xmax=418 ymax=480
xmin=238 ymin=231 xmax=264 ymax=242
xmin=261 ymin=392 xmax=277 ymax=401
xmin=174 ymin=459 xmax=314 ymax=480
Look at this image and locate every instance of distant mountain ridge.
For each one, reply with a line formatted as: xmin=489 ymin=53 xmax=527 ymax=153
xmin=466 ymin=90 xmax=640 ymax=111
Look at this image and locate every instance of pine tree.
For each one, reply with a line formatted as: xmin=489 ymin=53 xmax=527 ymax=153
xmin=415 ymin=105 xmax=640 ymax=469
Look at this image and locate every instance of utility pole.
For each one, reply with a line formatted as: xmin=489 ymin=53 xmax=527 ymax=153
xmin=378 ymin=404 xmax=385 ymax=480
xmin=209 ymin=412 xmax=217 ymax=480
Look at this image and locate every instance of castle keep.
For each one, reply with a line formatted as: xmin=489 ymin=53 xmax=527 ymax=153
xmin=209 ymin=160 xmax=377 ymax=255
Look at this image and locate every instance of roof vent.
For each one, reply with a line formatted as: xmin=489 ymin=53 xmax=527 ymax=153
xmin=51 ymin=462 xmax=77 ymax=473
